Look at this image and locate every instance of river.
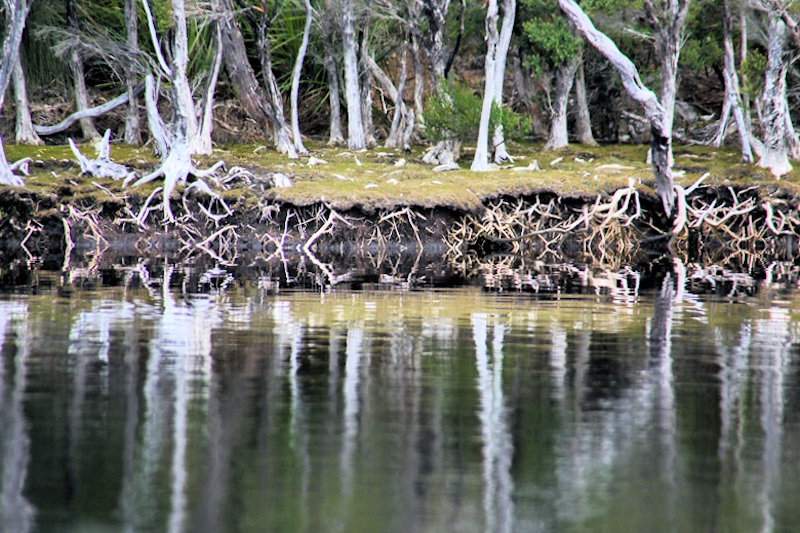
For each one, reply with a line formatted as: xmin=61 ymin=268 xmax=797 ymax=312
xmin=1 ymin=256 xmax=799 ymax=532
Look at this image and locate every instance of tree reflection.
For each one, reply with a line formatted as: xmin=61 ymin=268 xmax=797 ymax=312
xmin=0 ymin=303 xmax=34 ymax=533
xmin=473 ymin=313 xmax=514 ymax=533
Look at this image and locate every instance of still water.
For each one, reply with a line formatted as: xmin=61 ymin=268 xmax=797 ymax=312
xmin=1 ymin=260 xmax=800 ymax=532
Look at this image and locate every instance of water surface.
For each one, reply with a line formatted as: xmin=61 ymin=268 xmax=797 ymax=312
xmin=1 ymin=261 xmax=800 ymax=532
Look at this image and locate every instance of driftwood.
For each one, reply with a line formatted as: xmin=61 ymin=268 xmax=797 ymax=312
xmin=34 ymin=84 xmax=144 ymax=136
xmin=69 ymin=129 xmax=133 ymax=180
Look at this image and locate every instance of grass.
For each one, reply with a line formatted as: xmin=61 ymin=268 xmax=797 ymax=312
xmin=4 ymin=139 xmax=800 ymax=213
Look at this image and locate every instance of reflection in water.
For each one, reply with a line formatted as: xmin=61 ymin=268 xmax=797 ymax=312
xmin=472 ymin=314 xmax=514 ymax=533
xmin=2 ymin=262 xmax=800 ymax=532
xmin=0 ymin=303 xmax=34 ymax=533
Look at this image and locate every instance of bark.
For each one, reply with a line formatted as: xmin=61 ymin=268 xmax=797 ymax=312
xmin=369 ymin=51 xmax=413 ymax=151
xmin=290 ymin=0 xmax=313 ymax=155
xmin=124 ymin=0 xmax=141 ymax=145
xmin=169 ymin=0 xmax=202 ymax=154
xmin=66 ymin=0 xmax=100 ymax=140
xmin=443 ymin=0 xmax=466 ymax=79
xmin=358 ymin=27 xmax=377 ymax=147
xmin=322 ymin=19 xmax=345 ymax=146
xmin=195 ymin=17 xmax=223 ymax=156
xmin=758 ymin=11 xmax=792 ymax=177
xmin=491 ymin=0 xmax=515 ymax=163
xmin=558 ymin=0 xmax=675 ymax=216
xmin=544 ymin=56 xmax=579 ymax=151
xmin=573 ymin=53 xmax=597 ymax=146
xmin=713 ymin=0 xmax=752 ymax=163
xmin=0 ymin=0 xmax=33 ymax=186
xmin=411 ymin=34 xmax=425 ymax=118
xmin=472 ymin=0 xmax=499 ymax=171
xmin=255 ymin=2 xmax=298 ymax=158
xmin=342 ymin=0 xmax=365 ymax=149
xmin=419 ymin=0 xmax=452 ymax=80
xmin=12 ymin=58 xmax=41 ymax=145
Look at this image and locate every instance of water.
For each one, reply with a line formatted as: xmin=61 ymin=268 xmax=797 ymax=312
xmin=2 ymin=260 xmax=800 ymax=532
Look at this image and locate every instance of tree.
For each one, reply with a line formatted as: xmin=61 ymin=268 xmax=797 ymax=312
xmin=124 ymin=0 xmax=141 ymax=145
xmin=713 ymin=0 xmax=753 ymax=163
xmin=12 ymin=57 xmax=41 ymax=145
xmin=0 ymin=0 xmax=33 ymax=186
xmin=342 ymin=0 xmax=366 ymax=149
xmin=472 ymin=0 xmax=502 ymax=171
xmin=558 ymin=0 xmax=676 ymax=216
xmin=126 ymin=0 xmax=226 ymax=221
xmin=65 ymin=0 xmax=100 ymax=141
xmin=289 ymin=0 xmax=313 ymax=155
xmin=757 ymin=4 xmax=792 ymax=176
xmin=521 ymin=0 xmax=587 ymax=150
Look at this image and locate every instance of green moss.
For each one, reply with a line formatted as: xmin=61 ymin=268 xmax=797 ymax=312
xmin=4 ymin=140 xmax=799 ymax=214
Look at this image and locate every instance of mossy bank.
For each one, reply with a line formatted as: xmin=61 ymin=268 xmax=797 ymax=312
xmin=2 ymin=140 xmax=799 ymax=268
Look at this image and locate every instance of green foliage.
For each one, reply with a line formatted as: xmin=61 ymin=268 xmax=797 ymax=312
xmin=741 ymin=48 xmax=767 ymax=96
xmin=422 ymin=81 xmax=530 ymax=142
xmin=521 ymin=0 xmax=581 ymax=73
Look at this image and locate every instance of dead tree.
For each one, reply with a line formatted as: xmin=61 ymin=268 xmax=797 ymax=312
xmin=342 ymin=0 xmax=366 ymax=149
xmin=290 ymin=0 xmax=313 ymax=155
xmin=124 ymin=0 xmax=141 ymax=144
xmin=66 ymin=0 xmax=100 ymax=141
xmin=758 ymin=8 xmax=792 ymax=176
xmin=0 ymin=0 xmax=33 ymax=186
xmin=12 ymin=57 xmax=41 ymax=145
xmin=558 ymin=0 xmax=676 ymax=216
xmin=712 ymin=0 xmax=753 ymax=163
xmin=219 ymin=0 xmax=296 ymax=156
xmin=125 ymin=0 xmax=226 ymax=222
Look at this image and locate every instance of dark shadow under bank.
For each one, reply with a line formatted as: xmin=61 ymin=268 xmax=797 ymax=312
xmin=0 ymin=181 xmax=798 ymax=294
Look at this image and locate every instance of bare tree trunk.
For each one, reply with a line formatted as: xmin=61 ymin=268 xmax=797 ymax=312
xmin=559 ymin=0 xmax=675 ymax=216
xmin=66 ymin=0 xmax=100 ymax=141
xmin=472 ymin=0 xmax=499 ymax=171
xmin=124 ymin=0 xmax=141 ymax=145
xmin=411 ymin=34 xmax=425 ymax=119
xmin=290 ymin=0 xmax=313 ymax=156
xmin=544 ymin=56 xmax=579 ymax=151
xmin=573 ymin=52 xmax=597 ymax=146
xmin=491 ymin=0 xmax=515 ymax=163
xmin=342 ymin=0 xmax=365 ymax=149
xmin=759 ymin=11 xmax=792 ymax=177
xmin=12 ymin=58 xmax=41 ymax=145
xmin=713 ymin=0 xmax=752 ymax=163
xmin=0 ymin=0 xmax=32 ymax=186
xmin=359 ymin=25 xmax=377 ymax=147
xmin=322 ymin=19 xmax=345 ymax=146
xmin=256 ymin=2 xmax=298 ymax=158
xmin=371 ymin=49 xmax=413 ymax=151
xmin=195 ymin=17 xmax=223 ymax=156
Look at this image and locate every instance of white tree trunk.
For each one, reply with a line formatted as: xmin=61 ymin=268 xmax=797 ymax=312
xmin=342 ymin=0 xmax=365 ymax=149
xmin=573 ymin=54 xmax=597 ymax=145
xmin=0 ymin=0 xmax=32 ymax=186
xmin=290 ymin=0 xmax=313 ymax=156
xmin=491 ymin=0 xmax=515 ymax=163
xmin=412 ymin=34 xmax=425 ymax=119
xmin=170 ymin=0 xmax=202 ymax=154
xmin=12 ymin=58 xmax=41 ymax=145
xmin=544 ymin=56 xmax=578 ymax=151
xmin=559 ymin=0 xmax=675 ymax=216
xmin=758 ymin=12 xmax=792 ymax=177
xmin=472 ymin=0 xmax=500 ymax=171
xmin=194 ymin=20 xmax=223 ymax=156
xmin=712 ymin=0 xmax=751 ymax=161
xmin=124 ymin=0 xmax=141 ymax=145
xmin=322 ymin=20 xmax=345 ymax=146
